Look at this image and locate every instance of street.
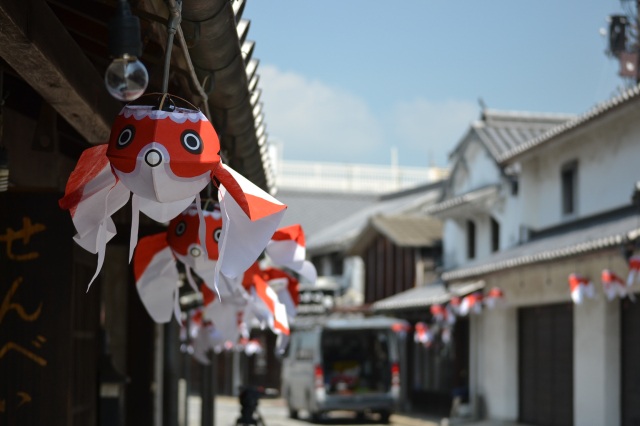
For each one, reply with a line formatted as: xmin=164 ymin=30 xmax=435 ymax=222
xmin=187 ymin=395 xmax=441 ymax=426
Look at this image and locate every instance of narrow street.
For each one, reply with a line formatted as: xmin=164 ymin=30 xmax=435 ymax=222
xmin=188 ymin=395 xmax=442 ymax=426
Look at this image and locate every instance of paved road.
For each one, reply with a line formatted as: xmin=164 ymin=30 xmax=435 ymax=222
xmin=188 ymin=395 xmax=441 ymax=426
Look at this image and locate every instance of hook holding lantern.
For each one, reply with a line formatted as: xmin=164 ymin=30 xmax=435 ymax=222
xmin=162 ymin=0 xmax=183 ymax=94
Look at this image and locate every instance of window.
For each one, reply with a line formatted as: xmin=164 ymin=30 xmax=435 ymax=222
xmin=561 ymin=160 xmax=578 ymax=215
xmin=466 ymin=220 xmax=476 ymax=259
xmin=491 ymin=217 xmax=500 ymax=252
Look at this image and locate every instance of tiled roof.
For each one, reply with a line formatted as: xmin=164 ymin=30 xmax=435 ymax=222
xmin=423 ymin=184 xmax=500 ymax=216
xmin=306 ymin=182 xmax=444 ymax=255
xmin=275 ymin=189 xmax=377 ymax=238
xmin=372 ymin=281 xmax=485 ymax=312
xmin=457 ymin=109 xmax=575 ymax=161
xmin=348 ymin=214 xmax=442 ymax=256
xmin=441 ymin=213 xmax=640 ymax=281
xmin=497 ymin=85 xmax=640 ymax=164
xmin=371 ymin=215 xmax=442 ymax=247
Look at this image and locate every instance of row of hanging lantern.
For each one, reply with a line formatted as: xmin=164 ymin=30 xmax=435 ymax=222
xmin=413 ymin=286 xmax=506 ymax=348
xmin=131 ymin=208 xmax=316 ymax=365
xmin=569 ymin=255 xmax=640 ymax=304
xmin=58 ymin=1 xmax=311 ymax=365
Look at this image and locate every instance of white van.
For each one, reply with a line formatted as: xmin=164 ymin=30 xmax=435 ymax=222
xmin=280 ymin=315 xmax=407 ymax=423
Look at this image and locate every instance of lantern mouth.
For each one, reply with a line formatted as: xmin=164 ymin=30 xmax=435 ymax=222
xmin=174 ymin=247 xmax=217 ymax=272
xmin=145 ymin=149 xmax=163 ymax=167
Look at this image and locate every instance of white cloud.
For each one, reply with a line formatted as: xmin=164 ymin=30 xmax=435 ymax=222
xmin=258 ymin=64 xmax=385 ymax=163
xmin=389 ymin=98 xmax=478 ymax=167
xmin=258 ymin=64 xmax=479 ymax=167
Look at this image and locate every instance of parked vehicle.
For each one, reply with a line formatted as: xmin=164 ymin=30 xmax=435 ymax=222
xmin=280 ymin=315 xmax=406 ymax=423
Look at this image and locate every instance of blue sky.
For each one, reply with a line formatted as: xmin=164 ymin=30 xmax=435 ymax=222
xmin=244 ymin=0 xmax=628 ymax=168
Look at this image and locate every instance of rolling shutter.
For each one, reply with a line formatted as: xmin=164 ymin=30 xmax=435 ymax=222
xmin=519 ymin=303 xmax=573 ymax=426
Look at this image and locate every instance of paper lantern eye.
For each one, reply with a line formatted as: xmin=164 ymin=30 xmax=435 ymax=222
xmin=116 ymin=125 xmax=136 ymax=149
xmin=181 ymin=130 xmax=203 ymax=154
xmin=213 ymin=227 xmax=222 ymax=243
xmin=175 ymin=221 xmax=187 ymax=236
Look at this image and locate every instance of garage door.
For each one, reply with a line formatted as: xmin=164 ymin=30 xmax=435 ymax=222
xmin=519 ymin=303 xmax=573 ymax=426
xmin=622 ymin=297 xmax=640 ymax=426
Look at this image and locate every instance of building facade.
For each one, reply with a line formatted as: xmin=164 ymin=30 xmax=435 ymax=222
xmin=439 ymin=88 xmax=640 ymax=425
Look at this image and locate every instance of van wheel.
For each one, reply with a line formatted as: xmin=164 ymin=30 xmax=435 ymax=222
xmin=288 ymin=407 xmax=298 ymax=419
xmin=310 ymin=411 xmax=322 ymax=423
xmin=378 ymin=410 xmax=391 ymax=424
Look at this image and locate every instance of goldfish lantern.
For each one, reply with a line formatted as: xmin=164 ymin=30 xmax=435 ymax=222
xmin=430 ymin=304 xmax=446 ymax=322
xmin=167 ymin=204 xmax=223 ymax=290
xmin=414 ymin=322 xmax=433 ymax=347
xmin=59 ymin=95 xmax=286 ymax=288
xmin=601 ymin=269 xmax=631 ymax=301
xmin=568 ymin=273 xmax=595 ymax=304
xmin=484 ymin=287 xmax=505 ymax=309
xmin=133 ymin=202 xmax=243 ymax=323
xmin=132 ymin=202 xmax=308 ymax=325
xmin=459 ymin=292 xmax=484 ymax=316
xmin=242 ymin=261 xmax=290 ymax=337
xmin=266 ymin=224 xmax=318 ymax=283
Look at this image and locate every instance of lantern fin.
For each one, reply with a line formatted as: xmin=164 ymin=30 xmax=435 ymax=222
xmin=213 ymin=163 xmax=286 ymax=221
xmin=133 ymin=232 xmax=179 ymax=323
xmin=59 ymin=144 xmax=130 ymax=289
xmin=210 ymin=163 xmax=286 ymax=292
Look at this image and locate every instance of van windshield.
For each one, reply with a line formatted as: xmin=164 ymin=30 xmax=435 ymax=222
xmin=321 ymin=329 xmax=392 ymax=395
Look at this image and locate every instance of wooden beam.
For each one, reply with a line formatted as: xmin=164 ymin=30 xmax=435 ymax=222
xmin=0 ymin=0 xmax=120 ymax=143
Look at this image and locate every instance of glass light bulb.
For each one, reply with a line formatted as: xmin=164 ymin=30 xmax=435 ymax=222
xmin=104 ymin=56 xmax=149 ymax=101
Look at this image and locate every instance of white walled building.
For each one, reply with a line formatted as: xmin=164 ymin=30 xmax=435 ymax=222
xmin=438 ymin=87 xmax=640 ymax=425
xmin=426 ymin=109 xmax=575 ymax=271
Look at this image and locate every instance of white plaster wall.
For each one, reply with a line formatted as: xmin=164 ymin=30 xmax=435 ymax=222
xmin=573 ymin=296 xmax=620 ymax=426
xmin=465 ymin=251 xmax=632 ymax=424
xmin=473 ymin=215 xmax=492 ymax=260
xmin=499 ymin=184 xmax=523 ymax=250
xmin=443 ymin=219 xmax=466 ymax=270
xmin=451 ymin=140 xmax=502 ymax=196
xmin=475 ymin=308 xmax=518 ymax=420
xmin=520 ymin=110 xmax=640 ymax=229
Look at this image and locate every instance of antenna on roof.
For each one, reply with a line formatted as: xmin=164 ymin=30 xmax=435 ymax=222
xmin=478 ymin=98 xmax=488 ymax=120
xmin=604 ymin=2 xmax=640 ymax=84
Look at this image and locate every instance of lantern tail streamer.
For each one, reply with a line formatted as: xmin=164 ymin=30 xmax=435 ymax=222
xmin=275 ymin=334 xmax=290 ymax=355
xmin=192 ymin=325 xmax=214 ymax=365
xmin=133 ymin=233 xmax=180 ymax=323
xmin=185 ymin=266 xmax=199 ymax=292
xmin=202 ymin=299 xmax=245 ymax=345
xmin=129 ymin=194 xmax=140 ymax=262
xmin=248 ymin=274 xmax=290 ymax=336
xmin=265 ymin=273 xmax=298 ymax=323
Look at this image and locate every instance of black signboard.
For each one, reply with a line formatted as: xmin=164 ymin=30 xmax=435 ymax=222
xmin=0 ymin=192 xmax=75 ymax=425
